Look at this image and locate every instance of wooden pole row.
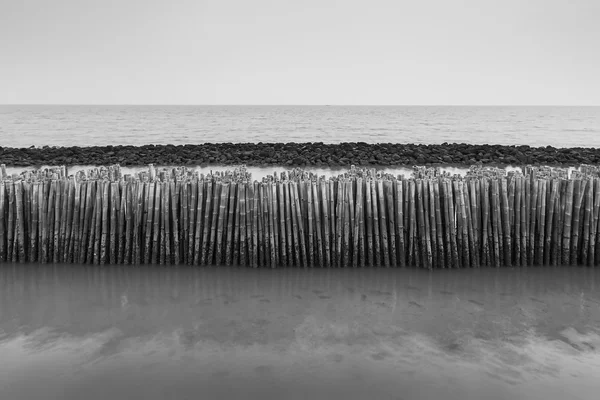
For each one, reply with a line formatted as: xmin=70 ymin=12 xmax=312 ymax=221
xmin=2 ymin=165 xmax=600 ymax=268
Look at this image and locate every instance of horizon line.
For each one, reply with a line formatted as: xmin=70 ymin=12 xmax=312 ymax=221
xmin=1 ymin=104 xmax=599 ymax=107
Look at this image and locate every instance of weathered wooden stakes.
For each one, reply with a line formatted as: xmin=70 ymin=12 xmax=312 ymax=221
xmin=1 ymin=163 xmax=600 ymax=268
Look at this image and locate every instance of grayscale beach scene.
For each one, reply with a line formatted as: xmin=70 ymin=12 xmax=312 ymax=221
xmin=1 ymin=1 xmax=599 ymax=399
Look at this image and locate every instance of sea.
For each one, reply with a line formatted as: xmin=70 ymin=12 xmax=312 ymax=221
xmin=1 ymin=105 xmax=599 ymax=148
xmin=2 ymin=106 xmax=600 ymax=400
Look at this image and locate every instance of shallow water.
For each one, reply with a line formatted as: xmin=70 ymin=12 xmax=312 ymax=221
xmin=1 ymin=265 xmax=600 ymax=400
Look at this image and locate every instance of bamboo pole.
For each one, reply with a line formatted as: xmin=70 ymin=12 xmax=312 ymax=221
xmin=562 ymin=179 xmax=574 ymax=265
xmin=181 ymin=181 xmax=189 ymax=264
xmin=292 ymin=181 xmax=307 ymax=267
xmin=21 ymin=182 xmax=31 ymax=262
xmin=409 ymin=180 xmax=419 ymax=267
xmin=552 ymin=180 xmax=561 ymax=266
xmin=15 ymin=182 xmax=26 ymax=262
xmin=513 ymin=176 xmax=521 ymax=267
xmin=124 ymin=181 xmax=133 ymax=265
xmin=582 ymin=178 xmax=593 ymax=265
xmin=267 ymin=182 xmax=277 ymax=268
xmin=329 ymin=179 xmax=336 ymax=266
xmin=251 ymin=182 xmax=259 ymax=267
xmin=443 ymin=179 xmax=454 ymax=267
xmin=490 ymin=179 xmax=500 ymax=267
xmin=587 ymin=178 xmax=600 ymax=267
xmin=352 ymin=178 xmax=362 ymax=268
xmin=159 ymin=182 xmax=168 ymax=265
xmin=500 ymin=177 xmax=511 ymax=267
xmin=188 ymin=179 xmax=198 ymax=265
xmin=200 ymin=181 xmax=212 ymax=265
xmin=463 ymin=180 xmax=476 ymax=267
xmin=278 ymin=181 xmax=288 ymax=267
xmin=232 ymin=181 xmax=242 ymax=266
xmin=225 ymin=181 xmax=237 ymax=265
xmin=100 ymin=180 xmax=110 ymax=265
xmin=371 ymin=179 xmax=382 ymax=267
xmin=208 ymin=181 xmax=222 ymax=265
xmin=342 ymin=179 xmax=351 ymax=267
xmin=53 ymin=179 xmax=63 ymax=263
xmin=396 ymin=179 xmax=406 ymax=268
xmin=422 ymin=179 xmax=433 ymax=269
xmin=30 ymin=182 xmax=39 ymax=263
xmin=0 ymin=181 xmax=5 ymax=262
xmin=59 ymin=179 xmax=70 ymax=262
xmin=321 ymin=180 xmax=331 ymax=268
xmin=193 ymin=179 xmax=204 ymax=266
xmin=288 ymin=181 xmax=300 ymax=267
xmin=109 ymin=182 xmax=119 ymax=264
xmin=66 ymin=179 xmax=78 ymax=263
xmin=544 ymin=179 xmax=557 ymax=266
xmin=312 ymin=180 xmax=323 ymax=267
xmin=215 ymin=182 xmax=229 ymax=266
xmin=457 ymin=180 xmax=470 ymax=268
xmin=5 ymin=182 xmax=14 ymax=262
xmin=507 ymin=175 xmax=515 ymax=265
xmin=386 ymin=180 xmax=397 ymax=267
xmin=133 ymin=181 xmax=143 ymax=265
xmin=142 ymin=182 xmax=153 ymax=264
xmin=571 ymin=179 xmax=586 ymax=265
xmin=238 ymin=183 xmax=247 ymax=266
xmin=365 ymin=179 xmax=373 ymax=267
xmin=433 ymin=179 xmax=444 ymax=268
xmin=520 ymin=176 xmax=528 ymax=266
xmin=80 ymin=181 xmax=93 ymax=264
xmin=377 ymin=179 xmax=390 ymax=267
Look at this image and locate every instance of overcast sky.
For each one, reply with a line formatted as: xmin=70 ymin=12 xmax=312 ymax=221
xmin=1 ymin=0 xmax=598 ymax=105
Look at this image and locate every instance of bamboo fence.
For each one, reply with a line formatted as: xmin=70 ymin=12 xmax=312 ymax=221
xmin=1 ymin=163 xmax=599 ymax=268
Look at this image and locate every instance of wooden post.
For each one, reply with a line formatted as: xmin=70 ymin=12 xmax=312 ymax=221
xmin=292 ymin=181 xmax=307 ymax=267
xmin=571 ymin=179 xmax=586 ymax=265
xmin=238 ymin=183 xmax=247 ymax=266
xmin=14 ymin=182 xmax=26 ymax=262
xmin=365 ymin=179 xmax=373 ymax=267
xmin=251 ymin=182 xmax=259 ymax=267
xmin=433 ymin=179 xmax=444 ymax=268
xmin=377 ymin=179 xmax=390 ymax=267
xmin=562 ymin=179 xmax=574 ymax=265
xmin=193 ymin=179 xmax=204 ymax=266
xmin=267 ymin=182 xmax=277 ymax=268
xmin=0 ymin=181 xmax=5 ymax=262
xmin=386 ymin=180 xmax=397 ymax=267
xmin=371 ymin=180 xmax=382 ymax=267
xmin=500 ymin=177 xmax=511 ymax=267
xmin=143 ymin=182 xmax=154 ymax=265
xmin=312 ymin=180 xmax=323 ymax=268
xmin=591 ymin=178 xmax=600 ymax=266
xmin=582 ymin=178 xmax=593 ymax=265
xmin=395 ymin=179 xmax=406 ymax=268
xmin=278 ymin=181 xmax=288 ymax=267
xmin=321 ymin=180 xmax=331 ymax=268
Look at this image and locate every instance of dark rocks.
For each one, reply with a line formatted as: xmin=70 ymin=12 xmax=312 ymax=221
xmin=0 ymin=143 xmax=599 ymax=167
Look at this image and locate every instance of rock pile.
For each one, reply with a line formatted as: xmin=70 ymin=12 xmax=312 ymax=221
xmin=1 ymin=142 xmax=598 ymax=167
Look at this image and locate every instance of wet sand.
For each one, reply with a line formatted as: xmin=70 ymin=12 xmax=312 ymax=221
xmin=1 ymin=265 xmax=600 ymax=400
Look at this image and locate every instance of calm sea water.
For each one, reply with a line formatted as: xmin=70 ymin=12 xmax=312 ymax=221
xmin=1 ymin=265 xmax=600 ymax=400
xmin=1 ymin=105 xmax=599 ymax=148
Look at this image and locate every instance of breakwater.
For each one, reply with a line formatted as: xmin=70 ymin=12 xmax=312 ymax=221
xmin=1 ymin=163 xmax=600 ymax=268
xmin=2 ymin=142 xmax=600 ymax=167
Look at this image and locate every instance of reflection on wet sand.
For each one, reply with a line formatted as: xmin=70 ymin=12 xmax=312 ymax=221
xmin=1 ymin=265 xmax=600 ymax=400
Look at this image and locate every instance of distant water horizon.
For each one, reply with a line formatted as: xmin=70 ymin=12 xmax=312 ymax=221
xmin=1 ymin=105 xmax=599 ymax=149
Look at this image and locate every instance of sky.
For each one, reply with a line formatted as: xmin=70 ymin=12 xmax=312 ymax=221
xmin=0 ymin=0 xmax=599 ymax=105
